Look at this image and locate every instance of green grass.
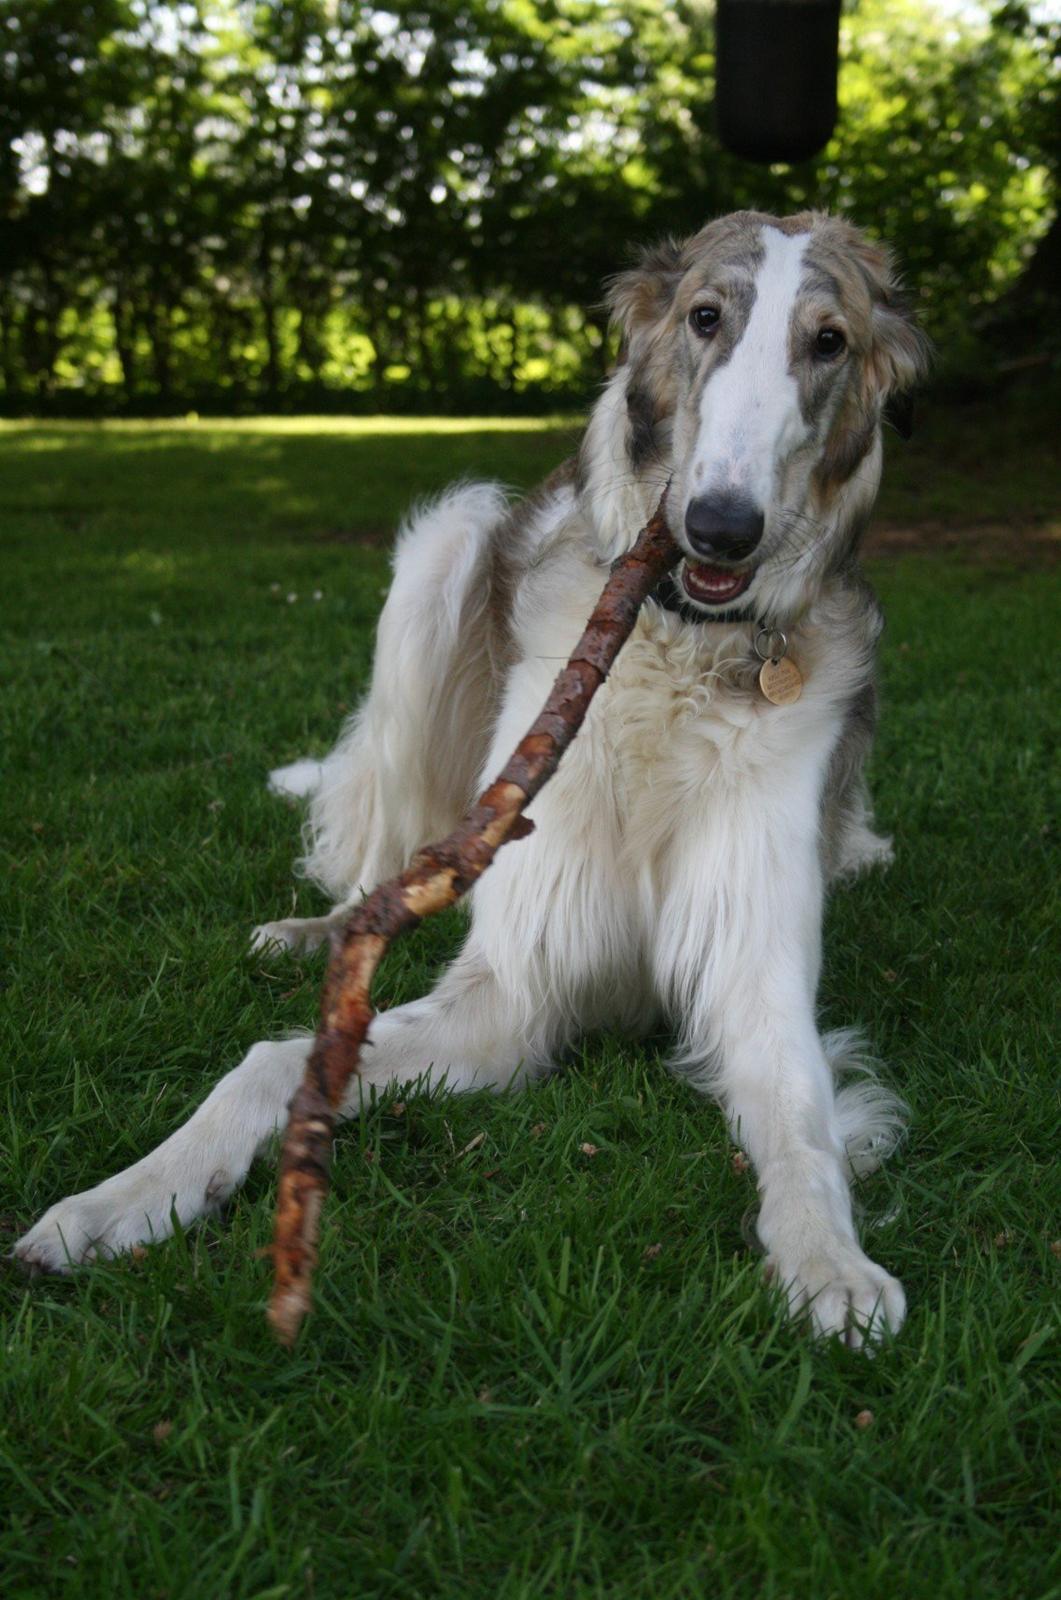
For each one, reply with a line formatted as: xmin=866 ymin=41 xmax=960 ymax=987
xmin=875 ymin=381 xmax=1060 ymax=528
xmin=1 ymin=414 xmax=1059 ymax=1600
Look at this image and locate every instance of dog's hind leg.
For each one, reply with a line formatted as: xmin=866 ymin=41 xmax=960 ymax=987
xmin=821 ymin=690 xmax=893 ymax=882
xmin=252 ymin=481 xmax=511 ymax=955
xmin=249 ymin=909 xmax=347 ymax=956
xmin=267 ymin=758 xmax=326 ymax=802
xmin=829 ymin=776 xmax=894 ymax=879
xmin=13 ymin=948 xmax=543 ymax=1274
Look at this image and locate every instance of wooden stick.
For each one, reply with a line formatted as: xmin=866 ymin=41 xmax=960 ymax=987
xmin=267 ymin=491 xmax=679 ymax=1345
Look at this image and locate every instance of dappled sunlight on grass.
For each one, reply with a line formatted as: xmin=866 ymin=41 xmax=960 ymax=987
xmin=0 ymin=412 xmax=582 ymax=440
xmin=120 ymin=549 xmax=180 ymax=578
xmin=0 ymin=417 xmax=583 ymax=567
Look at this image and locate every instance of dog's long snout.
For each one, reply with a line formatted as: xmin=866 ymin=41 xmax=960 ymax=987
xmin=684 ymin=493 xmax=765 ymax=562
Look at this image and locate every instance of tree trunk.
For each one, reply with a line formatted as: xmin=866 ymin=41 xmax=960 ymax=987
xmin=259 ymin=235 xmax=282 ymax=401
xmin=413 ymin=281 xmax=434 ymax=387
xmin=111 ymin=293 xmax=137 ymax=397
xmin=30 ymin=264 xmax=63 ymax=398
xmin=262 ymin=292 xmax=281 ymax=400
xmin=147 ymin=303 xmax=173 ymax=400
xmin=0 ymin=292 xmax=18 ymax=395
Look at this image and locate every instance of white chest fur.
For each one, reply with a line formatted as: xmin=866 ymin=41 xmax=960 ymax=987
xmin=488 ymin=524 xmax=874 ymax=929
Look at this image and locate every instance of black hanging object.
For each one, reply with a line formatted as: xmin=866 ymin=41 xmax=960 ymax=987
xmin=715 ymin=0 xmax=842 ymax=165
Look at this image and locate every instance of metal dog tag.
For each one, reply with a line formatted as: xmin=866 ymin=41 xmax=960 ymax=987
xmin=759 ymin=654 xmax=803 ymax=705
xmin=755 ymin=627 xmax=804 ymax=705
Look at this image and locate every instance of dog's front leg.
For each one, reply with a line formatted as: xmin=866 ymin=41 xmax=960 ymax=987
xmin=661 ymin=820 xmax=905 ymax=1348
xmin=730 ymin=1013 xmax=905 ymax=1348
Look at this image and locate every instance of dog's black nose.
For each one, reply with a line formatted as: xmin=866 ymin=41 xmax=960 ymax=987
xmin=684 ymin=494 xmax=765 ymax=562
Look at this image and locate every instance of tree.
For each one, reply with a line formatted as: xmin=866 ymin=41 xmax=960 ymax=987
xmin=0 ymin=0 xmax=1054 ymax=409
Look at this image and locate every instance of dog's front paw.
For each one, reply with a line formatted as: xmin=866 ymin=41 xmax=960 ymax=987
xmin=13 ymin=1167 xmax=203 ymax=1274
xmin=767 ymin=1242 xmax=906 ymax=1349
xmin=14 ymin=1191 xmax=124 ymax=1274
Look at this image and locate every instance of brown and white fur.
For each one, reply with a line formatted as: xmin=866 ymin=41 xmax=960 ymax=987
xmin=16 ymin=211 xmax=930 ymax=1348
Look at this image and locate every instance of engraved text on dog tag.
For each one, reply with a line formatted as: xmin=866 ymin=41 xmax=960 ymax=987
xmin=759 ymin=655 xmax=803 ymax=705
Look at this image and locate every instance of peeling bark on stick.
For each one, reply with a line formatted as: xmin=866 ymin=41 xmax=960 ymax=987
xmin=268 ymin=492 xmax=679 ymax=1345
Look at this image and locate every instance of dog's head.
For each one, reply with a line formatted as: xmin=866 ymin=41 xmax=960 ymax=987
xmin=585 ymin=210 xmax=930 ymax=618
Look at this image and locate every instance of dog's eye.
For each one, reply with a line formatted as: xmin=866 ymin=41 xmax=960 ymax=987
xmin=690 ymin=306 xmax=720 ymax=337
xmin=815 ymin=327 xmax=846 ymax=359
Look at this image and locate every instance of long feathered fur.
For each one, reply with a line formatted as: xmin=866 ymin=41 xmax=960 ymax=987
xmin=17 ymin=211 xmax=926 ymax=1349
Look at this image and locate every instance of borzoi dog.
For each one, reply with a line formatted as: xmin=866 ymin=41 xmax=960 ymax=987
xmin=16 ymin=210 xmax=930 ymax=1347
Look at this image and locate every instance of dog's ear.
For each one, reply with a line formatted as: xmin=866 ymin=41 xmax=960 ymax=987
xmin=883 ymin=391 xmax=916 ymax=441
xmin=606 ymin=237 xmax=686 ymax=363
xmin=579 ymin=237 xmax=687 ymax=544
xmin=605 ymin=238 xmax=687 ymax=464
xmin=854 ymin=237 xmax=932 ymax=416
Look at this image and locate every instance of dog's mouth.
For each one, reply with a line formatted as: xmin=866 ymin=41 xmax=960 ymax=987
xmin=680 ymin=560 xmax=754 ymax=607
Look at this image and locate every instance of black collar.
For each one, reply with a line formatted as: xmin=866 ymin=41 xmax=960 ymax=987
xmin=652 ymin=570 xmax=758 ymax=628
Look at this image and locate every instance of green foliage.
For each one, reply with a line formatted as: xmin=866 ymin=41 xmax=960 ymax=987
xmin=1 ymin=417 xmax=1058 ymax=1595
xmin=0 ymin=0 xmax=1055 ymax=410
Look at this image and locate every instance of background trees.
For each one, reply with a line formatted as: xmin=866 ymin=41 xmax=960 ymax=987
xmin=1 ymin=0 xmax=1055 ymax=411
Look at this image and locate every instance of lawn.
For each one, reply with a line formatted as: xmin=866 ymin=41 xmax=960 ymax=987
xmin=1 ymin=403 xmax=1058 ymax=1599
